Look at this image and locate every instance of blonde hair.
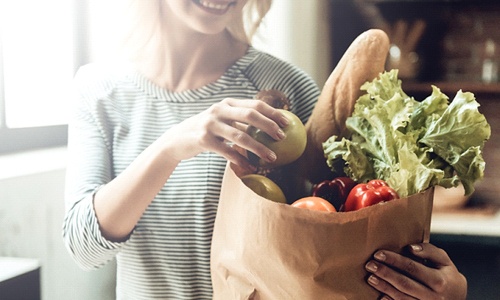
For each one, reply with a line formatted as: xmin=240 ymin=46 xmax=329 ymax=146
xmin=117 ymin=0 xmax=272 ymax=62
xmin=227 ymin=0 xmax=273 ymax=44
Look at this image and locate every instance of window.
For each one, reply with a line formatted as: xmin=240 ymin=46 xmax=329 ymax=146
xmin=0 ymin=0 xmax=89 ymax=153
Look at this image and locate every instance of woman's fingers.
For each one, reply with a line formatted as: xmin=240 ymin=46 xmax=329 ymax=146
xmin=175 ymin=97 xmax=290 ymax=170
xmin=214 ymin=121 xmax=280 ymax=164
xmin=208 ymin=136 xmax=256 ymax=172
xmin=406 ymin=243 xmax=453 ymax=267
xmin=229 ymin=144 xmax=256 ymax=177
xmin=371 ymin=247 xmax=444 ymax=288
xmin=215 ymin=98 xmax=289 ymax=139
xmin=164 ymin=97 xmax=289 ymax=170
xmin=367 ymin=243 xmax=468 ymax=300
xmin=204 ymin=98 xmax=290 ymax=165
xmin=365 ymin=253 xmax=435 ymax=300
xmin=366 ymin=273 xmax=418 ymax=300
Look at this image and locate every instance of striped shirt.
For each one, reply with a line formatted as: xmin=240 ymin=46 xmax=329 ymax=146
xmin=63 ymin=46 xmax=320 ymax=299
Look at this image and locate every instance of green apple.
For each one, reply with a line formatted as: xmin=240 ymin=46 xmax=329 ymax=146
xmin=247 ymin=109 xmax=307 ymax=168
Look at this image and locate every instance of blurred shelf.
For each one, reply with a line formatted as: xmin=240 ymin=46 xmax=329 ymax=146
xmin=403 ymin=81 xmax=500 ymax=96
xmin=431 ymin=205 xmax=500 ymax=239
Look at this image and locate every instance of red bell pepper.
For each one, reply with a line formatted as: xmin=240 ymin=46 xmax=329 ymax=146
xmin=312 ymin=177 xmax=356 ymax=210
xmin=344 ymin=179 xmax=399 ymax=212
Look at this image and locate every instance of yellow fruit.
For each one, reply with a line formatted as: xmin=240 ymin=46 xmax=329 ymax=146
xmin=241 ymin=174 xmax=287 ymax=203
xmin=247 ymin=109 xmax=307 ymax=168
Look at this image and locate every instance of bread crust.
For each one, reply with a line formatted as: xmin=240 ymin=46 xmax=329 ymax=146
xmin=299 ymin=29 xmax=391 ymax=185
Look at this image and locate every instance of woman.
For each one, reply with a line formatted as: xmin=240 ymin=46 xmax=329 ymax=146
xmin=63 ymin=0 xmax=466 ymax=299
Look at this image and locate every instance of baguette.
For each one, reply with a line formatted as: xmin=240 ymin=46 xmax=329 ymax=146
xmin=295 ymin=29 xmax=390 ymax=191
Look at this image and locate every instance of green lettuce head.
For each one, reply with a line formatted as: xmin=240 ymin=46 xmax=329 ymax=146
xmin=323 ymin=69 xmax=491 ymax=197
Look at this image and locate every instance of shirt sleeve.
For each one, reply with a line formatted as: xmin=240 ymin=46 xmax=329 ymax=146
xmin=62 ymin=65 xmax=125 ymax=271
xmin=282 ymin=70 xmax=320 ymax=124
xmin=245 ymin=50 xmax=320 ymax=124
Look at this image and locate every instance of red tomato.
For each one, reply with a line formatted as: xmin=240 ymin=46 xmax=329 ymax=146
xmin=291 ymin=196 xmax=337 ymax=212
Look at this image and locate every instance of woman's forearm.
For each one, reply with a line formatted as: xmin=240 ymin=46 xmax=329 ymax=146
xmin=93 ymin=135 xmax=180 ymax=241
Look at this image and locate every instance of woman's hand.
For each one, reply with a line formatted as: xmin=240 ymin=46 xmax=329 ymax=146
xmin=365 ymin=243 xmax=467 ymax=300
xmin=161 ymin=98 xmax=289 ymax=171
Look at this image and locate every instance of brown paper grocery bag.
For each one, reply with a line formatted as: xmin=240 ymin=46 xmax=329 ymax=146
xmin=211 ymin=163 xmax=434 ymax=300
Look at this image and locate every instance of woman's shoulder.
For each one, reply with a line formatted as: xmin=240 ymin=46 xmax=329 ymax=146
xmin=242 ymin=48 xmax=320 ymax=122
xmin=73 ymin=62 xmax=135 ymax=100
xmin=243 ymin=47 xmax=319 ymax=95
xmin=245 ymin=48 xmax=311 ymax=78
xmin=74 ymin=61 xmax=133 ymax=85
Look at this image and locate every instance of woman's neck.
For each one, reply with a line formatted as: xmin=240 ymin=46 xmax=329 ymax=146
xmin=138 ymin=29 xmax=248 ymax=92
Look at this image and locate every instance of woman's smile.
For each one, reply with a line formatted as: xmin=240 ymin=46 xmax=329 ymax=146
xmin=193 ymin=0 xmax=237 ymax=15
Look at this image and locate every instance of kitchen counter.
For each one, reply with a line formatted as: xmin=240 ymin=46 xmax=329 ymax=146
xmin=0 ymin=257 xmax=40 ymax=300
xmin=430 ymin=209 xmax=500 ymax=300
xmin=431 ymin=205 xmax=500 ymax=246
xmin=0 ymin=257 xmax=39 ymax=282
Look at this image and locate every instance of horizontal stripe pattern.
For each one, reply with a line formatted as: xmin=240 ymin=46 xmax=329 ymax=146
xmin=63 ymin=47 xmax=320 ymax=299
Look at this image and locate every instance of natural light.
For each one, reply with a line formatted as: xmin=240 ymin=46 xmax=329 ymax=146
xmin=0 ymin=0 xmax=300 ymax=130
xmin=0 ymin=0 xmax=74 ymax=128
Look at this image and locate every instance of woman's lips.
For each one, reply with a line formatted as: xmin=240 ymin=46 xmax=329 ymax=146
xmin=193 ymin=0 xmax=236 ymax=15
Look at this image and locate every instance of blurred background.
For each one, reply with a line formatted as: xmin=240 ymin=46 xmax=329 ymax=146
xmin=1 ymin=0 xmax=500 ymax=299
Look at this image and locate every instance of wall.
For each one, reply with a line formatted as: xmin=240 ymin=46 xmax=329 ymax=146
xmin=253 ymin=0 xmax=332 ymax=86
xmin=0 ymin=148 xmax=115 ymax=300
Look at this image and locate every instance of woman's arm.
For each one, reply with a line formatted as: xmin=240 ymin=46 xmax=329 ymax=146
xmin=92 ymin=135 xmax=180 ymax=241
xmin=92 ymin=98 xmax=289 ymax=241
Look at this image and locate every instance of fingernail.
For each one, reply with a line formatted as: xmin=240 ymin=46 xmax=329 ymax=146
xmin=267 ymin=151 xmax=277 ymax=162
xmin=365 ymin=261 xmax=378 ymax=273
xmin=280 ymin=115 xmax=289 ymax=127
xmin=381 ymin=296 xmax=391 ymax=300
xmin=374 ymin=251 xmax=386 ymax=261
xmin=411 ymin=244 xmax=423 ymax=252
xmin=368 ymin=275 xmax=379 ymax=286
xmin=245 ymin=163 xmax=257 ymax=172
xmin=276 ymin=129 xmax=286 ymax=140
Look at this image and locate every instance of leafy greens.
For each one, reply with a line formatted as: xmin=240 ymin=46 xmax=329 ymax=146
xmin=323 ymin=70 xmax=491 ymax=197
